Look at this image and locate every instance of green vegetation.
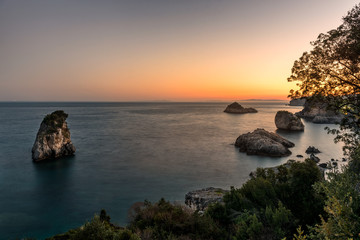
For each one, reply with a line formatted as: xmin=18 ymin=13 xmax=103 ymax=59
xmin=288 ymin=3 xmax=360 ymax=157
xmin=42 ymin=110 xmax=69 ymax=134
xmin=47 ymin=210 xmax=139 ymax=240
xmin=129 ymin=198 xmax=225 ymax=240
xmin=311 ymin=167 xmax=360 ymax=239
xmin=47 ymin=160 xmax=326 ymax=240
xmin=286 ymin=3 xmax=360 ymax=239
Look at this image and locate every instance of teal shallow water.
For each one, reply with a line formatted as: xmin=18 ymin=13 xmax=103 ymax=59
xmin=0 ymin=102 xmax=343 ymax=239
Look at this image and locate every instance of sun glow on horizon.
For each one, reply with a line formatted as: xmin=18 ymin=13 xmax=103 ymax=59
xmin=0 ymin=0 xmax=358 ymax=101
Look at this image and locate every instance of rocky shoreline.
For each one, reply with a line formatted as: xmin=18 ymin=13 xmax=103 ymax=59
xmin=184 ymin=100 xmax=347 ymax=211
xmin=184 ymin=155 xmax=348 ymax=211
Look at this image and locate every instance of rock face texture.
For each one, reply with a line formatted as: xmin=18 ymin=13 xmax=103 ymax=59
xmin=224 ymin=102 xmax=257 ymax=114
xmin=275 ymin=111 xmax=304 ymax=131
xmin=32 ymin=110 xmax=76 ymax=162
xmin=289 ymin=98 xmax=306 ymax=106
xmin=295 ymin=98 xmax=343 ymax=124
xmin=235 ymin=128 xmax=295 ymax=157
xmin=185 ymin=187 xmax=228 ymax=211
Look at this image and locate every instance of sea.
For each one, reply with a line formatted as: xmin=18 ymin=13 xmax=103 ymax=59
xmin=0 ymin=101 xmax=344 ymax=239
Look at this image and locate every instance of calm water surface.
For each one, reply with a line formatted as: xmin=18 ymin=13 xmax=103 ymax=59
xmin=0 ymin=101 xmax=343 ymax=239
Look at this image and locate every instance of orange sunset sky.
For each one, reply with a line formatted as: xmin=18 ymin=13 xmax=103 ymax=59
xmin=0 ymin=0 xmax=358 ymax=101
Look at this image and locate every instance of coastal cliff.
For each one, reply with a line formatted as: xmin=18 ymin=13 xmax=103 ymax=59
xmin=289 ymin=98 xmax=306 ymax=106
xmin=32 ymin=110 xmax=76 ymax=162
xmin=295 ymin=97 xmax=343 ymax=124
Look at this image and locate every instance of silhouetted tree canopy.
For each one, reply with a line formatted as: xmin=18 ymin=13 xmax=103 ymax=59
xmin=289 ymin=4 xmax=360 ymax=156
xmin=288 ymin=4 xmax=360 ymax=99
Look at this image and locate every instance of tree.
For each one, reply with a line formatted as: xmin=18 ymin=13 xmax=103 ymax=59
xmin=288 ymin=4 xmax=360 ymax=156
xmin=47 ymin=214 xmax=140 ymax=240
xmin=288 ymin=4 xmax=360 ymax=99
xmin=311 ymin=169 xmax=360 ymax=239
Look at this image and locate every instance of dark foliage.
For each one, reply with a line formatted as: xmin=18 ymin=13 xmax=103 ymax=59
xmin=42 ymin=110 xmax=68 ymax=134
xmin=129 ymin=198 xmax=226 ymax=240
xmin=218 ymin=159 xmax=324 ymax=239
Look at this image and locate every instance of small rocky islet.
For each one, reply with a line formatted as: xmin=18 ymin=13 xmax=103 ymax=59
xmin=223 ymin=102 xmax=257 ymax=114
xmin=32 ymin=110 xmax=76 ymax=162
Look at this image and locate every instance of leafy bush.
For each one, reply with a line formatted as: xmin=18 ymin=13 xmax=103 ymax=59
xmin=311 ymin=168 xmax=360 ymax=240
xmin=47 ymin=212 xmax=140 ymax=240
xmin=129 ymin=198 xmax=225 ymax=240
xmin=220 ymin=159 xmax=324 ymax=239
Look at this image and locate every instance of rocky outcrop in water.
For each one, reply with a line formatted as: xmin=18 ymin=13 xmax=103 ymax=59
xmin=185 ymin=187 xmax=228 ymax=211
xmin=309 ymin=153 xmax=320 ymax=163
xmin=306 ymin=146 xmax=321 ymax=154
xmin=224 ymin=102 xmax=257 ymax=114
xmin=275 ymin=111 xmax=304 ymax=131
xmin=289 ymin=98 xmax=306 ymax=106
xmin=295 ymin=98 xmax=343 ymax=124
xmin=235 ymin=128 xmax=295 ymax=157
xmin=32 ymin=110 xmax=76 ymax=162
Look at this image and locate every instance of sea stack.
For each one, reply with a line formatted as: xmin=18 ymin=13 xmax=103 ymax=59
xmin=224 ymin=102 xmax=257 ymax=114
xmin=275 ymin=111 xmax=304 ymax=131
xmin=32 ymin=110 xmax=76 ymax=162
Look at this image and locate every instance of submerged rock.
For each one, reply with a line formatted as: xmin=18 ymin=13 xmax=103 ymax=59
xmin=235 ymin=128 xmax=295 ymax=157
xmin=185 ymin=187 xmax=228 ymax=211
xmin=275 ymin=111 xmax=304 ymax=131
xmin=32 ymin=110 xmax=76 ymax=162
xmin=224 ymin=102 xmax=257 ymax=114
xmin=318 ymin=163 xmax=329 ymax=169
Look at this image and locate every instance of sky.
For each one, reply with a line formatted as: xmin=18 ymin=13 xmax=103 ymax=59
xmin=0 ymin=0 xmax=358 ymax=101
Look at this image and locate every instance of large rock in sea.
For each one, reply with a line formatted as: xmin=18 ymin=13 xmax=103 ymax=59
xmin=275 ymin=111 xmax=304 ymax=131
xmin=295 ymin=97 xmax=343 ymax=124
xmin=185 ymin=187 xmax=228 ymax=211
xmin=224 ymin=102 xmax=257 ymax=114
xmin=32 ymin=110 xmax=76 ymax=162
xmin=235 ymin=128 xmax=295 ymax=157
